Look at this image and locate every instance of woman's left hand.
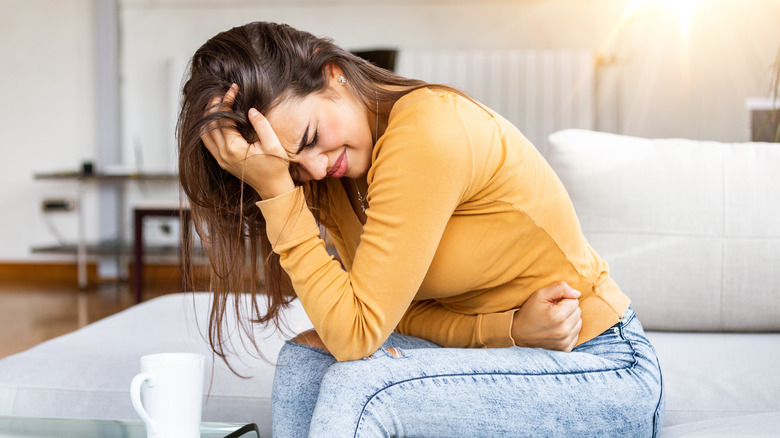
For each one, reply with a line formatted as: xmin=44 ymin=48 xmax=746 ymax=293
xmin=511 ymin=282 xmax=582 ymax=352
xmin=201 ymin=84 xmax=295 ymax=199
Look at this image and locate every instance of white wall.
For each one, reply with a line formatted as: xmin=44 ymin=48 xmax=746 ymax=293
xmin=614 ymin=1 xmax=780 ymax=140
xmin=2 ymin=0 xmax=779 ymax=262
xmin=0 ymin=0 xmax=97 ymax=261
xmin=120 ymin=0 xmax=780 ymax=169
xmin=119 ymin=0 xmax=628 ymax=172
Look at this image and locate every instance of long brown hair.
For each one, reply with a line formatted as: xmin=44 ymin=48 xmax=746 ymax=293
xmin=177 ymin=21 xmax=442 ymax=366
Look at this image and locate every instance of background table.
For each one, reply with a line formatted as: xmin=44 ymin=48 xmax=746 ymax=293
xmin=0 ymin=416 xmax=260 ymax=438
xmin=133 ymin=203 xmax=191 ymax=303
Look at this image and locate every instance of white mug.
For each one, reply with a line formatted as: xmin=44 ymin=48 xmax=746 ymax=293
xmin=130 ymin=353 xmax=205 ymax=438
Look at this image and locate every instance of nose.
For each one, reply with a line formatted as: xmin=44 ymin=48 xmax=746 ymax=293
xmin=298 ymin=149 xmax=329 ymax=181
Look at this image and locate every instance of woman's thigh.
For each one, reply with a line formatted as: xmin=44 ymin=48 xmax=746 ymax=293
xmin=309 ymin=308 xmax=664 ymax=438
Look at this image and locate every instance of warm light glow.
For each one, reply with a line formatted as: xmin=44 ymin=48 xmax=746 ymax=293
xmin=624 ymin=0 xmax=704 ymax=33
xmin=600 ymin=0 xmax=706 ymax=64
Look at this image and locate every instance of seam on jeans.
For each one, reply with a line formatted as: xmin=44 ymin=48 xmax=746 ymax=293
xmin=618 ymin=312 xmax=639 ymax=369
xmin=652 ymin=354 xmax=665 ymax=437
xmin=353 ymin=368 xmax=637 ymax=438
xmin=352 ymin=324 xmax=646 ymax=437
xmin=622 ymin=309 xmax=664 ymax=437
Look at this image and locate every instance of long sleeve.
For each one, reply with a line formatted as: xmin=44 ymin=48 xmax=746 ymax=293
xmin=257 ymin=92 xmax=480 ymax=361
xmin=397 ymin=300 xmax=516 ymax=348
xmin=326 ymin=216 xmax=518 ymax=349
xmin=320 ymin=195 xmax=516 ymax=348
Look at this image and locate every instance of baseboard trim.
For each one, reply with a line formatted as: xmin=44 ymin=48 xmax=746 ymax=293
xmin=0 ymin=262 xmax=183 ymax=283
xmin=0 ymin=262 xmax=98 ymax=283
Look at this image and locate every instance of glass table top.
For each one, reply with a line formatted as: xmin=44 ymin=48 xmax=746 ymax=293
xmin=0 ymin=416 xmax=260 ymax=438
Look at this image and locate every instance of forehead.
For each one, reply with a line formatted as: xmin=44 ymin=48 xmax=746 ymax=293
xmin=265 ymin=94 xmax=320 ymax=149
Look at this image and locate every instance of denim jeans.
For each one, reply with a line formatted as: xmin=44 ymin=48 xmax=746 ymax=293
xmin=272 ymin=308 xmax=664 ymax=437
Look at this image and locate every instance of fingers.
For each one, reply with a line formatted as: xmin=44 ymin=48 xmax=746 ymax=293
xmin=248 ymin=107 xmax=268 ymax=134
xmin=546 ymin=299 xmax=580 ymax=350
xmin=220 ymin=83 xmax=238 ymax=110
xmin=529 ymin=281 xmax=583 ymax=352
xmin=562 ymin=306 xmax=583 ymax=352
xmin=244 ymin=105 xmax=297 ymax=163
xmin=200 ymin=84 xmax=255 ymax=166
xmin=549 ymin=281 xmax=581 ymax=300
xmin=201 ymin=85 xmax=239 ymax=153
xmin=533 ymin=281 xmax=581 ymax=306
xmin=205 ymin=94 xmax=222 ymax=114
xmin=558 ymin=282 xmax=582 ymax=300
xmin=200 ymin=96 xmax=225 ymax=155
xmin=204 ymin=83 xmax=238 ymax=114
xmin=551 ymin=285 xmax=580 ymax=324
xmin=247 ymin=109 xmax=276 ymax=147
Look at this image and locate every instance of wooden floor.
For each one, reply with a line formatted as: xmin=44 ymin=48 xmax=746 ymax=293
xmin=0 ymin=269 xmax=181 ymax=360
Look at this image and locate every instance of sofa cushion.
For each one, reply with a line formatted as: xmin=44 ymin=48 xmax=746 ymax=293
xmin=647 ymin=331 xmax=780 ymax=428
xmin=0 ymin=293 xmax=313 ymax=438
xmin=660 ymin=412 xmax=780 ymax=437
xmin=546 ymin=129 xmax=780 ymax=331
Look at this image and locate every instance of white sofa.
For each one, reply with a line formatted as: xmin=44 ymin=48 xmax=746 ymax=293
xmin=546 ymin=129 xmax=780 ymax=436
xmin=0 ymin=293 xmax=307 ymax=437
xmin=1 ymin=129 xmax=778 ymax=436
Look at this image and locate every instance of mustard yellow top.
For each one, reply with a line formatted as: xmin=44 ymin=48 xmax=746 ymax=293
xmin=257 ymin=87 xmax=630 ymax=361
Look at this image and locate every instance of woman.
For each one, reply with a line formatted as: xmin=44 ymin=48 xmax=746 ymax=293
xmin=178 ymin=21 xmax=664 ymax=437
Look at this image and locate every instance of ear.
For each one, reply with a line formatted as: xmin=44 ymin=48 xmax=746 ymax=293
xmin=325 ymin=62 xmax=346 ymax=86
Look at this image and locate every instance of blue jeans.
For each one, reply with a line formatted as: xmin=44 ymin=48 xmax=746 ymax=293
xmin=272 ymin=308 xmax=664 ymax=437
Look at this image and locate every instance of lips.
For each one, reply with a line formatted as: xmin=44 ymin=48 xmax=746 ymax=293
xmin=327 ymin=150 xmax=348 ymax=178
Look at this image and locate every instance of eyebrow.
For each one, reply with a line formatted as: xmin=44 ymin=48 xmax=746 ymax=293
xmin=296 ymin=125 xmax=310 ymax=154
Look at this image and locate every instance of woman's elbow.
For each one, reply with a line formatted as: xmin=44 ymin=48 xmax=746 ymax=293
xmin=290 ymin=329 xmax=381 ymax=362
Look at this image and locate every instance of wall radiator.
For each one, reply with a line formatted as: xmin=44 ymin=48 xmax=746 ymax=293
xmin=395 ymin=50 xmax=595 ymax=152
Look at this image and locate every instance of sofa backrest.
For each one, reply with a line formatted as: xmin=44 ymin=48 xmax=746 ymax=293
xmin=546 ymin=129 xmax=780 ymax=332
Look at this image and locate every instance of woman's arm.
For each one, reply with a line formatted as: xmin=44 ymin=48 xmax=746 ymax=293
xmin=201 ymin=85 xmax=296 ymax=200
xmin=255 ymin=95 xmax=481 ymax=361
xmin=398 ymin=282 xmax=582 ymax=352
xmin=397 ymin=300 xmax=516 ymax=348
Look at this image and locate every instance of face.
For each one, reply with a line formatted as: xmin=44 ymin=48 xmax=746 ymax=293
xmin=266 ymin=82 xmax=374 ymax=182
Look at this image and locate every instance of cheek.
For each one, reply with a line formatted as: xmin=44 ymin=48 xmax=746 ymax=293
xmin=318 ymin=126 xmax=339 ymax=148
xmin=318 ymin=130 xmax=343 ymax=152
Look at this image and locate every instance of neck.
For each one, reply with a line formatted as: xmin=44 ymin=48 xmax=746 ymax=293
xmin=342 ymin=176 xmax=368 ymax=221
xmin=354 ymin=174 xmax=368 ymax=189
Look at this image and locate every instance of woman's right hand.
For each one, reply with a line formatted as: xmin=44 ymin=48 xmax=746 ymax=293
xmin=511 ymin=282 xmax=582 ymax=352
xmin=200 ymin=84 xmax=295 ymax=199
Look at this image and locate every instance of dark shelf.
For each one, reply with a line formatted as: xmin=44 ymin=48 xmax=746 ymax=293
xmin=34 ymin=171 xmax=178 ymax=182
xmin=32 ymin=241 xmax=183 ymax=257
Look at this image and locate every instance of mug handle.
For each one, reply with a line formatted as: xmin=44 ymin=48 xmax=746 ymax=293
xmin=130 ymin=372 xmax=158 ymax=434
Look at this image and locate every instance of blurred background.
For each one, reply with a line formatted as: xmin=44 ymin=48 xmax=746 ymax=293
xmin=1 ymin=0 xmax=778 ymax=355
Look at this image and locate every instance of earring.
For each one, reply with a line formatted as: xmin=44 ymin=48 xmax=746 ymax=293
xmin=338 ymin=76 xmax=347 ymax=84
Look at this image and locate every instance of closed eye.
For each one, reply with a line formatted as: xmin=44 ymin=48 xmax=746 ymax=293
xmin=297 ymin=128 xmax=318 ymax=154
